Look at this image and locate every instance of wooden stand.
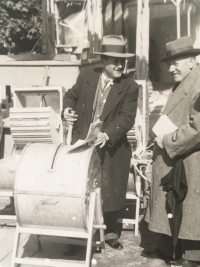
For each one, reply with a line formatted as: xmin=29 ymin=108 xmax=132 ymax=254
xmin=118 ymin=159 xmax=151 ymax=236
xmin=11 ymin=188 xmax=105 ymax=267
xmin=0 ymin=190 xmax=16 ymax=222
xmin=117 ymin=173 xmax=141 ymax=236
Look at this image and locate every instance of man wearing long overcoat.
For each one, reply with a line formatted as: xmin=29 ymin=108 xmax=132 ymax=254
xmin=145 ymin=36 xmax=200 ymax=266
xmin=62 ymin=35 xmax=139 ymax=251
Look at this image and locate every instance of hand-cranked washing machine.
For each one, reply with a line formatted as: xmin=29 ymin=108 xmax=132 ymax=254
xmin=12 ymin=143 xmax=106 ymax=267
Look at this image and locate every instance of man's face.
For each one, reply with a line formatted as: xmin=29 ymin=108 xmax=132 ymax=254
xmin=167 ymin=57 xmax=195 ymax=83
xmin=103 ymin=57 xmax=126 ymax=79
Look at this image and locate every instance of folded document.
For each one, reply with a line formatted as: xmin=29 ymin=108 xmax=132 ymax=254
xmin=152 ymin=114 xmax=178 ymax=136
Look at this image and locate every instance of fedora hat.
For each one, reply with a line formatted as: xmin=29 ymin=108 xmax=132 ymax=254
xmin=93 ymin=35 xmax=134 ymax=58
xmin=159 ymin=36 xmax=200 ymax=62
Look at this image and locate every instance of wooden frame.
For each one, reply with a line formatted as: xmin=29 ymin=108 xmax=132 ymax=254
xmin=11 ymin=188 xmax=105 ymax=267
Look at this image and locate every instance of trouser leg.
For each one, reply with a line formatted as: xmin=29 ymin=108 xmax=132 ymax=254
xmin=182 ymin=240 xmax=200 ymax=262
xmin=103 ymin=211 xmax=119 ymax=239
xmin=140 ymin=219 xmax=161 ymax=251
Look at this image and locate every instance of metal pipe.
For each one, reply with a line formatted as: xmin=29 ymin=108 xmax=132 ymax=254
xmin=142 ymin=81 xmax=146 ymax=152
xmin=187 ymin=4 xmax=192 ymax=36
xmin=177 ymin=1 xmax=181 ymax=38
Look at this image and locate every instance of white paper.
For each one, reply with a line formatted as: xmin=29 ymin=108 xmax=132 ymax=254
xmin=152 ymin=114 xmax=178 ymax=136
xmin=66 ymin=119 xmax=103 ymax=153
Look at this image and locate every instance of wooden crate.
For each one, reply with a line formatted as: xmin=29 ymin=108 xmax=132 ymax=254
xmin=11 ymin=86 xmax=65 ymax=146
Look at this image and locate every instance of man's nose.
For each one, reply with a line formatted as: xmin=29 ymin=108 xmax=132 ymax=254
xmin=116 ymin=59 xmax=123 ymax=67
xmin=168 ymin=64 xmax=175 ymax=72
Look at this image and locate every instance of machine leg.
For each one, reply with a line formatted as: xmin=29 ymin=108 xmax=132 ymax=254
xmin=86 ymin=192 xmax=96 ymax=267
xmin=96 ymin=188 xmax=105 ymax=255
xmin=11 ymin=224 xmax=21 ymax=267
xmin=135 ymin=174 xmax=141 ymax=236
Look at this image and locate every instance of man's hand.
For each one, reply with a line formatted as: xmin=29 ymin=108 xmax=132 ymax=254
xmin=155 ymin=134 xmax=164 ymax=149
xmin=63 ymin=108 xmax=78 ymax=126
xmin=94 ymin=132 xmax=109 ymax=148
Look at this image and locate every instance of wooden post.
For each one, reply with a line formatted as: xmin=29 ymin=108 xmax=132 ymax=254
xmin=187 ymin=4 xmax=192 ymax=36
xmin=87 ymin=0 xmax=93 ymax=52
xmin=166 ymin=0 xmax=182 ymax=38
xmin=176 ymin=0 xmax=181 ymax=38
xmin=41 ymin=0 xmax=49 ymax=54
xmin=93 ymin=0 xmax=103 ymax=52
xmin=135 ymin=0 xmax=149 ymax=80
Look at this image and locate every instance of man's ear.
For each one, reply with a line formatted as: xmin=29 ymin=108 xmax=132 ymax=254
xmin=189 ymin=57 xmax=196 ymax=69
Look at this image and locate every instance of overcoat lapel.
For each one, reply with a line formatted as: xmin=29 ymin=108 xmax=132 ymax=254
xmin=101 ymin=80 xmax=124 ymax=121
xmin=85 ymin=70 xmax=101 ymax=124
xmin=163 ymin=84 xmax=186 ymax=115
xmin=163 ymin=72 xmax=195 ymax=115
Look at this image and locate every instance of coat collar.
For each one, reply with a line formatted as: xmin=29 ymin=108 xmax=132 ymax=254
xmin=163 ymin=66 xmax=200 ymax=115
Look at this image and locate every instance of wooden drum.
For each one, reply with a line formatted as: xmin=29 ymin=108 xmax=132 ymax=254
xmin=14 ymin=143 xmax=102 ymax=231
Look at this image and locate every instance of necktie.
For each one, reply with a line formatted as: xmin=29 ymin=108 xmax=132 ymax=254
xmin=102 ymin=78 xmax=111 ymax=91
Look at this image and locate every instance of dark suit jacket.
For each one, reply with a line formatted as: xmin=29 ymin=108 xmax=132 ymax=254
xmin=63 ymin=67 xmax=139 ymax=212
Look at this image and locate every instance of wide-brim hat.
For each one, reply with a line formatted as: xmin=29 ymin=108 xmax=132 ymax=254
xmin=93 ymin=35 xmax=134 ymax=58
xmin=159 ymin=36 xmax=200 ymax=62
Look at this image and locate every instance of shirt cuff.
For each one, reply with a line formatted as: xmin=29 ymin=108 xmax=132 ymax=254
xmin=103 ymin=132 xmax=109 ymax=141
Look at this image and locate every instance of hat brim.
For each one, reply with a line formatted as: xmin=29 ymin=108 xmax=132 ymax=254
xmin=159 ymin=49 xmax=200 ymax=62
xmin=93 ymin=52 xmax=134 ymax=58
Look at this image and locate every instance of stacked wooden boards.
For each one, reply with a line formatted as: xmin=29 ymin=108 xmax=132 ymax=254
xmin=10 ymin=107 xmax=60 ymax=146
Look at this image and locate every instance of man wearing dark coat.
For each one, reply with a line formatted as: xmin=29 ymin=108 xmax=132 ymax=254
xmin=143 ymin=36 xmax=200 ymax=267
xmin=62 ymin=35 xmax=139 ymax=253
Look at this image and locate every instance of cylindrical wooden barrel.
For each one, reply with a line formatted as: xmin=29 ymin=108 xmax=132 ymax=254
xmin=14 ymin=143 xmax=102 ymax=231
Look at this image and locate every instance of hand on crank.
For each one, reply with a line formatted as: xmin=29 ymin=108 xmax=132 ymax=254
xmin=155 ymin=134 xmax=164 ymax=149
xmin=94 ymin=132 xmax=109 ymax=148
xmin=63 ymin=108 xmax=78 ymax=126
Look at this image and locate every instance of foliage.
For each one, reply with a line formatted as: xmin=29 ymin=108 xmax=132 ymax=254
xmin=0 ymin=0 xmax=42 ymax=54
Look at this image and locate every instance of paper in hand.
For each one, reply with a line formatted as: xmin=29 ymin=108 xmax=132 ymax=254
xmin=66 ymin=119 xmax=103 ymax=153
xmin=152 ymin=114 xmax=178 ymax=136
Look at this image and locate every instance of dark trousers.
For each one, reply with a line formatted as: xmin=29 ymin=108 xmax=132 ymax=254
xmin=140 ymin=220 xmax=200 ymax=261
xmin=103 ymin=211 xmax=119 ymax=239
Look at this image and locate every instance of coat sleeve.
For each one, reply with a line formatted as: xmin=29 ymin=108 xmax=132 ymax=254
xmin=103 ymin=84 xmax=139 ymax=146
xmin=62 ymin=73 xmax=83 ymax=111
xmin=163 ymin=93 xmax=200 ymax=159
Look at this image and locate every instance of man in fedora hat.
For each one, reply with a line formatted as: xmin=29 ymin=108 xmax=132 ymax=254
xmin=62 ymin=35 xmax=139 ymax=253
xmin=143 ymin=36 xmax=200 ymax=266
